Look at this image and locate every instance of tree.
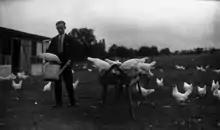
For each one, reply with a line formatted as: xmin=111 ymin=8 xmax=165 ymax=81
xmin=194 ymin=47 xmax=203 ymax=54
xmin=159 ymin=48 xmax=171 ymax=55
xmin=68 ymin=28 xmax=107 ymax=60
xmin=108 ymin=44 xmax=118 ymax=58
xmin=149 ymin=46 xmax=159 ymax=56
xmin=89 ymin=39 xmax=107 ymax=59
xmin=174 ymin=51 xmax=179 ymax=55
xmin=138 ymin=46 xmax=150 ymax=56
xmin=107 ymin=45 xmax=137 ymax=58
xmin=137 ymin=45 xmax=159 ymax=57
xmin=128 ymin=48 xmax=137 ymax=58
xmin=209 ymin=48 xmax=216 ymax=54
xmin=116 ymin=46 xmax=128 ymax=58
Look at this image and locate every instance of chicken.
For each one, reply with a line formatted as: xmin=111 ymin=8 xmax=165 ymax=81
xmin=197 ymin=85 xmax=207 ymax=97
xmin=0 ymin=76 xmax=6 ymax=80
xmin=87 ymin=57 xmax=111 ymax=72
xmin=135 ymin=84 xmax=155 ymax=97
xmin=205 ymin=65 xmax=209 ymax=69
xmin=176 ymin=65 xmax=185 ymax=70
xmin=213 ymin=89 xmax=220 ymax=100
xmin=6 ymin=73 xmax=17 ymax=80
xmin=17 ymin=72 xmax=29 ymax=80
xmin=12 ymin=80 xmax=23 ymax=90
xmin=136 ymin=61 xmax=156 ymax=75
xmin=197 ymin=66 xmax=206 ymax=72
xmin=43 ymin=82 xmax=52 ymax=92
xmin=213 ymin=69 xmax=220 ymax=74
xmin=211 ymin=80 xmax=219 ymax=92
xmin=120 ymin=57 xmax=148 ymax=70
xmin=172 ymin=85 xmax=192 ymax=103
xmin=105 ymin=59 xmax=122 ymax=66
xmin=71 ymin=69 xmax=75 ymax=74
xmin=73 ymin=79 xmax=80 ymax=89
xmin=156 ymin=78 xmax=163 ymax=87
xmin=183 ymin=82 xmax=193 ymax=92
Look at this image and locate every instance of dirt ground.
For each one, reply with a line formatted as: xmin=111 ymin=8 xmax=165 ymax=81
xmin=1 ymin=54 xmax=220 ymax=130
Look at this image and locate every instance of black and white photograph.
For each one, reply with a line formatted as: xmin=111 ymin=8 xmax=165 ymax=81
xmin=0 ymin=0 xmax=220 ymax=129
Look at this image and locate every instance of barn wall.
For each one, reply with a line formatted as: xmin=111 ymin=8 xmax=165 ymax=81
xmin=37 ymin=42 xmax=42 ymax=55
xmin=20 ymin=39 xmax=32 ymax=72
xmin=0 ymin=27 xmax=50 ymax=74
xmin=0 ymin=35 xmax=12 ymax=65
xmin=42 ymin=40 xmax=50 ymax=53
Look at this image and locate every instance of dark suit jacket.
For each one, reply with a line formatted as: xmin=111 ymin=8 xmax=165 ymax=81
xmin=46 ymin=34 xmax=77 ymax=67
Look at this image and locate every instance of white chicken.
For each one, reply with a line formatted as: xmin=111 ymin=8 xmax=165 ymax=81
xmin=105 ymin=59 xmax=122 ymax=66
xmin=17 ymin=72 xmax=29 ymax=80
xmin=211 ymin=80 xmax=220 ymax=92
xmin=205 ymin=65 xmax=209 ymax=69
xmin=43 ymin=81 xmax=52 ymax=92
xmin=73 ymin=79 xmax=80 ymax=89
xmin=21 ymin=74 xmax=29 ymax=80
xmin=148 ymin=70 xmax=154 ymax=77
xmin=12 ymin=80 xmax=23 ymax=90
xmin=135 ymin=84 xmax=155 ymax=97
xmin=17 ymin=72 xmax=22 ymax=78
xmin=71 ymin=69 xmax=74 ymax=74
xmin=213 ymin=89 xmax=220 ymax=100
xmin=87 ymin=57 xmax=111 ymax=72
xmin=38 ymin=53 xmax=61 ymax=63
xmin=197 ymin=66 xmax=206 ymax=72
xmin=136 ymin=61 xmax=156 ymax=74
xmin=82 ymin=65 xmax=87 ymax=69
xmin=201 ymin=68 xmax=206 ymax=72
xmin=0 ymin=76 xmax=6 ymax=80
xmin=176 ymin=65 xmax=185 ymax=70
xmin=120 ymin=57 xmax=149 ymax=70
xmin=213 ymin=69 xmax=220 ymax=74
xmin=183 ymin=82 xmax=193 ymax=92
xmin=6 ymin=73 xmax=17 ymax=80
xmin=197 ymin=85 xmax=207 ymax=96
xmin=156 ymin=78 xmax=163 ymax=87
xmin=180 ymin=66 xmax=185 ymax=70
xmin=175 ymin=65 xmax=181 ymax=69
xmin=172 ymin=85 xmax=192 ymax=103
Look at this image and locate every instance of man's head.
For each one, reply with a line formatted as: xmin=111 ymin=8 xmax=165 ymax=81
xmin=56 ymin=21 xmax=66 ymax=35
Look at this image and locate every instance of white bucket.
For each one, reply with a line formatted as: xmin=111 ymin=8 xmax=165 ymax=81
xmin=43 ymin=62 xmax=61 ymax=81
xmin=0 ymin=65 xmax=11 ymax=77
xmin=31 ymin=64 xmax=43 ymax=76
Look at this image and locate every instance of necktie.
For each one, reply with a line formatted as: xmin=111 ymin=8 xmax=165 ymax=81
xmin=58 ymin=35 xmax=63 ymax=53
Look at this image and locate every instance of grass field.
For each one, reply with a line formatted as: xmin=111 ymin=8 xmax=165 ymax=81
xmin=1 ymin=53 xmax=220 ymax=130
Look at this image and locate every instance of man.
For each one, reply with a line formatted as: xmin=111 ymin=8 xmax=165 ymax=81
xmin=46 ymin=21 xmax=78 ymax=107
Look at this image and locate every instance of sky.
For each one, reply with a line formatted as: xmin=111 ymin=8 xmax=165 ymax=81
xmin=0 ymin=0 xmax=220 ymax=51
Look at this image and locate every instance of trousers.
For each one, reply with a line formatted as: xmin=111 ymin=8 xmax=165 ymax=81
xmin=54 ymin=66 xmax=75 ymax=105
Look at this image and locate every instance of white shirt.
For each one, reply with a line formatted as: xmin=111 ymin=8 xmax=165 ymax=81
xmin=58 ymin=33 xmax=65 ymax=52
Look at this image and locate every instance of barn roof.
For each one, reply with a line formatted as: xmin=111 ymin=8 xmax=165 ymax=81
xmin=0 ymin=26 xmax=51 ymax=41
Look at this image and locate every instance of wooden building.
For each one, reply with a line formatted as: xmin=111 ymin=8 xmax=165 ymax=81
xmin=0 ymin=26 xmax=51 ymax=74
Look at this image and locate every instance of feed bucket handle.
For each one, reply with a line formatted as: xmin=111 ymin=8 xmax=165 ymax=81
xmin=43 ymin=62 xmax=50 ymax=73
xmin=57 ymin=60 xmax=71 ymax=76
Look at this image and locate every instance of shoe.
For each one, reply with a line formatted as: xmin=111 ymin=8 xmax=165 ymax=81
xmin=52 ymin=104 xmax=62 ymax=108
xmin=67 ymin=103 xmax=74 ymax=107
xmin=67 ymin=102 xmax=79 ymax=107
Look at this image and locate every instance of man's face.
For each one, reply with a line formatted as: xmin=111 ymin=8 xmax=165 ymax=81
xmin=56 ymin=23 xmax=66 ymax=35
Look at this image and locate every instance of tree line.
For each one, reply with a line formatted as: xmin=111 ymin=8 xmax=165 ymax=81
xmin=67 ymin=28 xmax=219 ymax=61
